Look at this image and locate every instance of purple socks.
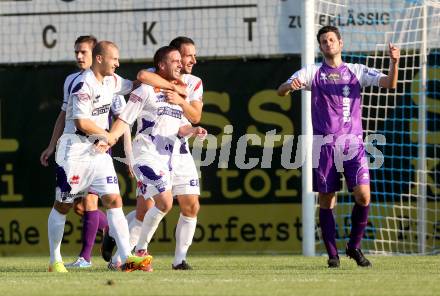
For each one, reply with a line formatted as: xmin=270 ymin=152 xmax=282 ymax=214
xmin=348 ymin=204 xmax=370 ymax=250
xmin=79 ymin=210 xmax=100 ymax=262
xmin=319 ymin=208 xmax=338 ymax=258
xmin=97 ymin=209 xmax=108 ymax=232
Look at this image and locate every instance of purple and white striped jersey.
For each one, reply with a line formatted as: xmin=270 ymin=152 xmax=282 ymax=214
xmin=287 ymin=62 xmax=385 ymax=138
xmin=118 ymin=84 xmax=190 ymax=157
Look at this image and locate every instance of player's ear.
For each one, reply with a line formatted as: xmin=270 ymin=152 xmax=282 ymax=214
xmin=158 ymin=61 xmax=165 ymax=71
xmin=96 ymin=54 xmax=103 ymax=64
xmin=339 ymin=38 xmax=343 ymax=49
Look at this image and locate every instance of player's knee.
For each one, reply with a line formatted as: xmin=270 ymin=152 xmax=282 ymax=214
xmin=73 ymin=202 xmax=84 ymax=216
xmin=102 ymin=194 xmax=123 ymax=209
xmin=156 ymin=201 xmax=172 ymax=213
xmin=181 ymin=201 xmax=200 ymax=217
xmin=318 ymin=192 xmax=336 ymax=209
xmin=54 ymin=201 xmax=72 ymax=215
xmin=355 ymin=194 xmax=370 ymax=206
xmin=136 ymin=207 xmax=147 ymax=221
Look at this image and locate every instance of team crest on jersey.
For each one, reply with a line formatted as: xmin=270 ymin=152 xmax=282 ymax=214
xmin=320 ymin=73 xmax=327 ymax=81
xmin=69 ymin=175 xmax=80 ymax=185
xmin=156 ymin=93 xmax=166 ymax=102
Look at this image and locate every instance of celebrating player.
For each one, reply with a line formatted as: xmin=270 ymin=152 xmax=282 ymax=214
xmin=278 ymin=26 xmax=400 ymax=268
xmin=48 ymin=41 xmax=151 ymax=272
xmin=106 ymin=46 xmax=206 ymax=271
xmin=103 ymin=37 xmax=204 ymax=270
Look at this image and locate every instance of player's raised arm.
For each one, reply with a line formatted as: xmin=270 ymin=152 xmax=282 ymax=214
xmin=379 ymin=42 xmax=400 ymax=89
xmin=137 ymin=69 xmax=187 ymax=98
xmin=277 ymin=78 xmax=305 ymax=96
xmin=163 ymin=89 xmax=202 ymax=124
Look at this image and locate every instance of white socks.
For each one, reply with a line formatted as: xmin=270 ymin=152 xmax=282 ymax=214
xmin=125 ymin=210 xmax=136 ymax=226
xmin=129 ymin=218 xmax=143 ymax=248
xmin=107 ymin=207 xmax=131 ymax=262
xmin=48 ymin=208 xmax=66 ymax=264
xmin=173 ymin=214 xmax=197 ymax=266
xmin=136 ymin=206 xmax=166 ymax=251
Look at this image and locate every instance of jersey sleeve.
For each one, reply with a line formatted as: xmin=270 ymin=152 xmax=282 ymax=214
xmin=188 ymin=78 xmax=203 ymax=103
xmin=348 ymin=63 xmax=386 ymax=87
xmin=118 ymin=85 xmax=149 ymax=125
xmin=179 ymin=114 xmax=191 ymax=127
xmin=71 ymin=82 xmax=93 ymax=119
xmin=110 ymin=95 xmax=127 ymax=116
xmin=61 ymin=78 xmax=70 ymax=112
xmin=286 ymin=64 xmax=316 ymax=91
xmin=111 ymin=73 xmax=133 ymax=96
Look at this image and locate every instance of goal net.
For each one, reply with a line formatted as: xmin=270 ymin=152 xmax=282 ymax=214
xmin=314 ymin=0 xmax=440 ymax=254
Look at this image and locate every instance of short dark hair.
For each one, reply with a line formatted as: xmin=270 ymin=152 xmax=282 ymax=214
xmin=316 ymin=26 xmax=341 ymax=44
xmin=169 ymin=36 xmax=195 ymax=51
xmin=92 ymin=41 xmax=118 ymax=59
xmin=153 ymin=46 xmax=179 ymax=69
xmin=74 ymin=35 xmax=98 ymax=48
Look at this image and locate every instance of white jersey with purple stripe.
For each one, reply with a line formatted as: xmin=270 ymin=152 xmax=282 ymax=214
xmin=118 ymin=84 xmax=190 ymax=158
xmin=63 ymin=69 xmax=132 ymax=135
xmin=287 ymin=62 xmax=385 ymax=139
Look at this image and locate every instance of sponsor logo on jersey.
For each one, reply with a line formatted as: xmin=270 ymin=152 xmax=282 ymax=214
xmin=342 ymin=86 xmax=351 ymax=122
xmin=327 ymin=73 xmax=341 ymax=81
xmin=91 ymin=104 xmax=111 ymax=116
xmin=157 ymin=106 xmax=183 ymax=119
xmin=93 ymin=94 xmax=100 ymax=103
xmin=69 ymin=175 xmax=80 ymax=185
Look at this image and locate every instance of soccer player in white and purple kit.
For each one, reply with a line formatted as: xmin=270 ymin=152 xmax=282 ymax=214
xmin=107 ymin=46 xmax=206 ymax=270
xmin=278 ymin=26 xmax=400 ymax=268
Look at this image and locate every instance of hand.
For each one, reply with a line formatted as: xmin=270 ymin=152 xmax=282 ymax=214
xmin=40 ymin=146 xmax=54 ymax=167
xmin=127 ymin=165 xmax=135 ymax=178
xmin=172 ymin=83 xmax=187 ymax=98
xmin=164 ymin=90 xmax=185 ymax=105
xmin=389 ymin=42 xmax=400 ymax=64
xmin=289 ymin=78 xmax=305 ymax=91
xmin=93 ymin=140 xmax=110 ymax=153
xmin=193 ymin=126 xmax=207 ymax=140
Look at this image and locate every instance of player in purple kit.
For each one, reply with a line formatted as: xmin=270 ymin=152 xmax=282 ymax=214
xmin=278 ymin=26 xmax=400 ymax=268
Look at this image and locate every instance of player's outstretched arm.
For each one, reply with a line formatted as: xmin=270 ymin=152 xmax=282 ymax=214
xmin=277 ymin=78 xmax=304 ymax=96
xmin=379 ymin=42 xmax=400 ymax=89
xmin=40 ymin=110 xmax=66 ymax=166
xmin=137 ymin=70 xmax=187 ymax=98
xmin=178 ymin=125 xmax=207 ymax=139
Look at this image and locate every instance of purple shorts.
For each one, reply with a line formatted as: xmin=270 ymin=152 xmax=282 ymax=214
xmin=312 ymin=142 xmax=370 ymax=193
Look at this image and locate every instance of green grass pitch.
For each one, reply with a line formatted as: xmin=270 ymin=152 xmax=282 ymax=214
xmin=0 ymin=254 xmax=439 ymax=296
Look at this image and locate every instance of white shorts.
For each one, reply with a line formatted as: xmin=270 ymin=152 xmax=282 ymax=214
xmin=134 ymin=155 xmax=172 ymax=200
xmin=171 ymin=153 xmax=200 ymax=196
xmin=55 ymin=152 xmax=120 ymax=204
